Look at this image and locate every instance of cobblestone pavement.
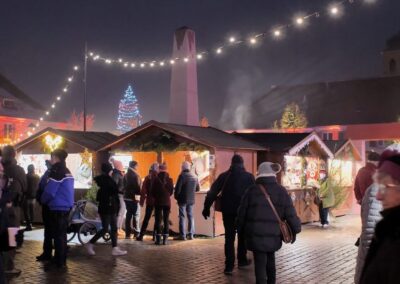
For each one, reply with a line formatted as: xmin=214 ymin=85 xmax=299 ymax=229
xmin=9 ymin=215 xmax=360 ymax=284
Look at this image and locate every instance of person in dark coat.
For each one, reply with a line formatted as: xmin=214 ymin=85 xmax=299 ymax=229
xmin=202 ymin=154 xmax=255 ymax=275
xmin=111 ymin=160 xmax=125 ymax=237
xmin=237 ymin=162 xmax=301 ymax=284
xmin=360 ymin=150 xmax=400 ymax=284
xmin=1 ymin=146 xmax=27 ymax=228
xmin=35 ymin=160 xmax=52 ymax=262
xmin=151 ymin=163 xmax=173 ymax=245
xmin=137 ymin=163 xmax=158 ymax=241
xmin=354 ymin=151 xmax=380 ymax=205
xmin=40 ymin=149 xmax=74 ymax=270
xmin=85 ymin=163 xmax=127 ymax=256
xmin=123 ymin=161 xmax=142 ymax=239
xmin=0 ymin=159 xmax=15 ymax=282
xmin=23 ymin=164 xmax=40 ymax=231
xmin=174 ymin=161 xmax=200 ymax=240
xmin=1 ymin=146 xmax=26 ymax=277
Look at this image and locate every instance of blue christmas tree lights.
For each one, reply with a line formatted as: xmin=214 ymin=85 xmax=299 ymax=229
xmin=117 ymin=85 xmax=142 ymax=133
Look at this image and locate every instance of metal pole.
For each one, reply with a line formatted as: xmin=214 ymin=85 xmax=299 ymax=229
xmin=83 ymin=42 xmax=88 ymax=132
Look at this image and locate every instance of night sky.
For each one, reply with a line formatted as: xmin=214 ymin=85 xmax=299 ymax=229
xmin=0 ymin=0 xmax=399 ymax=132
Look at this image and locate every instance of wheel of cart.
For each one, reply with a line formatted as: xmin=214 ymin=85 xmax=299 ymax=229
xmin=75 ymin=200 xmax=112 ymax=245
xmin=78 ymin=221 xmax=97 ymax=244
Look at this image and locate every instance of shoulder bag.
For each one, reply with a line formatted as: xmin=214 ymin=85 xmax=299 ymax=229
xmin=214 ymin=171 xmax=231 ymax=212
xmin=258 ymin=184 xmax=293 ymax=244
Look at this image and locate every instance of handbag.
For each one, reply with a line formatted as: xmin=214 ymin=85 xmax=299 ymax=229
xmin=258 ymin=184 xmax=294 ymax=244
xmin=214 ymin=172 xmax=231 ymax=212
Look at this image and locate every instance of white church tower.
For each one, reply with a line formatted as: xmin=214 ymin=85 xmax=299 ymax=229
xmin=169 ymin=27 xmax=199 ymax=126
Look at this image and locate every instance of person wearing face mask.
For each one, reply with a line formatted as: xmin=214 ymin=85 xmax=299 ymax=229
xmin=360 ymin=150 xmax=400 ymax=284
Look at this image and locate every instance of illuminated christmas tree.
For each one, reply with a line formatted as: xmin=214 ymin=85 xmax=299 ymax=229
xmin=117 ymin=85 xmax=142 ymax=133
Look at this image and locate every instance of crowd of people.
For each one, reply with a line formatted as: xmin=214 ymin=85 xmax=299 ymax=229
xmin=1 ymin=144 xmax=400 ymax=284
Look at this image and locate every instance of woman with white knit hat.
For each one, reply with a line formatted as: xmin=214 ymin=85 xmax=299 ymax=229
xmin=237 ymin=161 xmax=301 ymax=284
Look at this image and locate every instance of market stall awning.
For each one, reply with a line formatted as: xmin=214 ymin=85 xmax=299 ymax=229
xmin=100 ymin=120 xmax=266 ymax=152
xmin=324 ymin=139 xmax=362 ymax=161
xmin=15 ymin=127 xmax=117 ymax=152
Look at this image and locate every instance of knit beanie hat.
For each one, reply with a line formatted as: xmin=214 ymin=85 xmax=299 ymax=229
xmin=150 ymin=163 xmax=159 ymax=172
xmin=51 ymin=148 xmax=68 ymax=161
xmin=159 ymin=163 xmax=167 ymax=171
xmin=112 ymin=160 xmax=124 ymax=172
xmin=378 ymin=150 xmax=400 ymax=182
xmin=231 ymin=154 xmax=244 ymax=165
xmin=256 ymin=162 xmax=282 ymax=179
xmin=182 ymin=161 xmax=191 ymax=171
xmin=2 ymin=145 xmax=16 ymax=162
xmin=367 ymin=151 xmax=380 ymax=162
xmin=101 ymin=162 xmax=113 ymax=174
xmin=129 ymin=160 xmax=138 ymax=169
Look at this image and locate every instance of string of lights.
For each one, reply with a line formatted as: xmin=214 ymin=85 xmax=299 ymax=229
xmin=12 ymin=0 xmax=377 ymax=144
xmin=15 ymin=65 xmax=80 ymax=142
xmin=87 ymin=0 xmax=374 ymax=71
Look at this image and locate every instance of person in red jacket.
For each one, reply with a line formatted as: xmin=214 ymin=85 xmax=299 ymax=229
xmin=354 ymin=152 xmax=380 ymax=204
xmin=137 ymin=163 xmax=158 ymax=241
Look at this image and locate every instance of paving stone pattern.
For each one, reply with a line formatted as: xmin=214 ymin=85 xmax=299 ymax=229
xmin=10 ymin=215 xmax=360 ymax=284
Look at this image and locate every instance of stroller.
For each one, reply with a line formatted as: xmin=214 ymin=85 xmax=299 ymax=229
xmin=67 ymin=200 xmax=111 ymax=245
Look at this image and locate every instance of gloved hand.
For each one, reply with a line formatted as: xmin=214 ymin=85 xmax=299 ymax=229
xmin=202 ymin=208 xmax=210 ymax=220
xmin=291 ymin=234 xmax=297 ymax=244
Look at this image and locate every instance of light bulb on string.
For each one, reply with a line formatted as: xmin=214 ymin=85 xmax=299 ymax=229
xmin=45 ymin=111 xmax=49 ymax=116
xmin=68 ymin=77 xmax=73 ymax=82
xmin=183 ymin=57 xmax=189 ymax=63
xmin=140 ymin=63 xmax=145 ymax=68
xmin=229 ymin=37 xmax=236 ymax=43
xmin=63 ymin=88 xmax=68 ymax=93
xmin=131 ymin=63 xmax=136 ymax=68
xmin=118 ymin=58 xmax=123 ymax=63
xmin=73 ymin=66 xmax=79 ymax=71
xmin=197 ymin=54 xmax=203 ymax=60
xmin=249 ymin=37 xmax=257 ymax=45
xmin=216 ymin=48 xmax=222 ymax=54
xmin=51 ymin=104 xmax=55 ymax=108
xmin=40 ymin=117 xmax=43 ymax=121
xmin=159 ymin=61 xmax=165 ymax=66
xmin=57 ymin=96 xmax=61 ymax=100
xmin=105 ymin=59 xmax=112 ymax=64
xmin=89 ymin=52 xmax=94 ymax=57
xmin=123 ymin=63 xmax=128 ymax=67
xmin=296 ymin=17 xmax=304 ymax=25
xmin=170 ymin=60 xmax=175 ymax=65
xmin=150 ymin=62 xmax=155 ymax=67
xmin=273 ymin=29 xmax=281 ymax=37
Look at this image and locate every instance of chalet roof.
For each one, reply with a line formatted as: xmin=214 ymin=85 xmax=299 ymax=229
xmin=101 ymin=120 xmax=265 ymax=151
xmin=248 ymin=75 xmax=400 ymax=128
xmin=16 ymin=127 xmax=117 ymax=152
xmin=235 ymin=131 xmax=333 ymax=158
xmin=0 ymin=72 xmax=45 ymax=111
xmin=234 ymin=132 xmax=310 ymax=152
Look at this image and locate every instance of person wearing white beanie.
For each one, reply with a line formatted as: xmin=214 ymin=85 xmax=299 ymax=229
xmin=237 ymin=161 xmax=301 ymax=284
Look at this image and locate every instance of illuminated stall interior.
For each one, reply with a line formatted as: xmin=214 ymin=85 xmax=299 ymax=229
xmin=235 ymin=132 xmax=334 ymax=223
xmin=324 ymin=139 xmax=362 ymax=216
xmin=15 ymin=127 xmax=117 ymax=190
xmin=100 ymin=120 xmax=264 ymax=236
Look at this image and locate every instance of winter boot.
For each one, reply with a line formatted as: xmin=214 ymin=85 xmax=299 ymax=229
xmin=162 ymin=234 xmax=169 ymax=245
xmin=155 ymin=234 xmax=162 ymax=245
